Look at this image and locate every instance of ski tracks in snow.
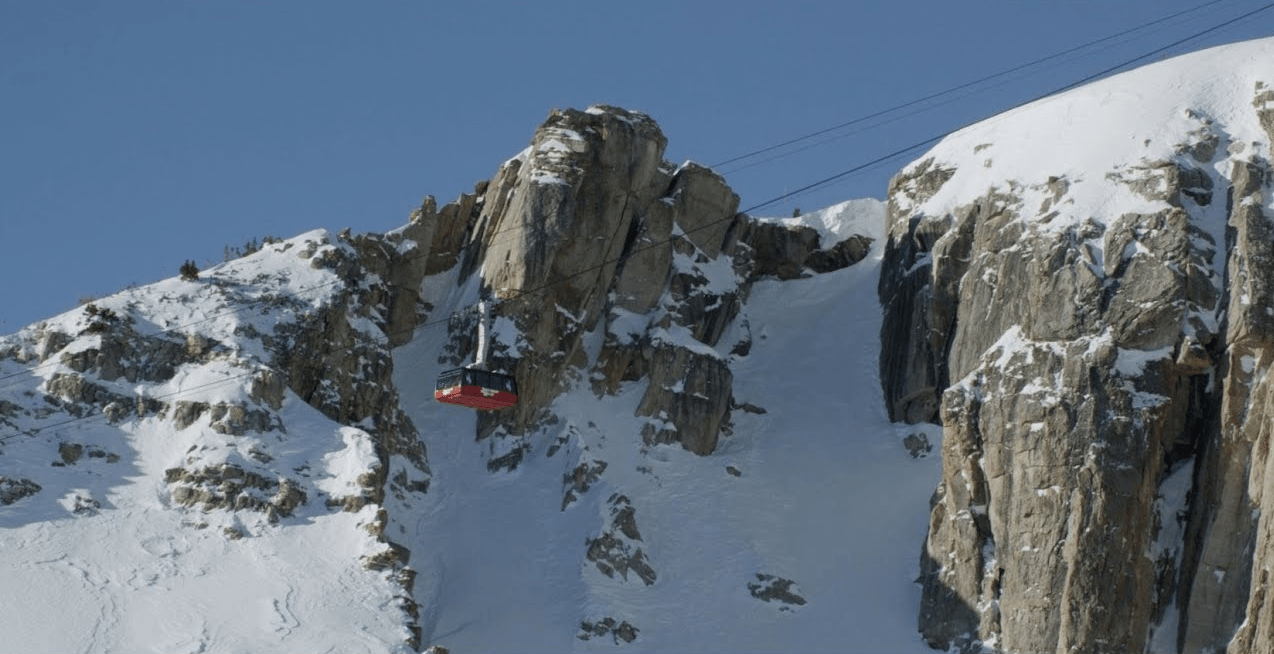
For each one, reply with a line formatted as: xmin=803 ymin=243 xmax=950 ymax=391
xmin=267 ymin=587 xmax=300 ymax=637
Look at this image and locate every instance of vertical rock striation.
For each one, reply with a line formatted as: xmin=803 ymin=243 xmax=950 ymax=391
xmin=880 ymin=41 xmax=1274 ymax=653
xmin=406 ymin=105 xmax=873 ymax=457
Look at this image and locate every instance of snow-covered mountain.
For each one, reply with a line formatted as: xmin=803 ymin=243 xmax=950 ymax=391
xmin=0 ymin=233 xmax=422 ymax=652
xmin=0 ymin=104 xmax=936 ymax=653
xmin=3 ymin=35 xmax=1274 ymax=654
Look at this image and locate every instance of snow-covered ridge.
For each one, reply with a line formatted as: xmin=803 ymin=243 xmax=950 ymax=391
xmin=12 ymin=33 xmax=1269 ymax=649
xmin=760 ymin=198 xmax=887 ymax=245
xmin=910 ymin=36 xmax=1274 ymax=225
xmin=3 ymin=99 xmax=922 ymax=653
xmin=0 ymin=228 xmax=421 ymax=652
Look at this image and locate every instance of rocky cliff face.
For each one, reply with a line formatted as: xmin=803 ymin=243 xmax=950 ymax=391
xmin=403 ymin=105 xmax=871 ymax=460
xmin=0 ymin=104 xmax=878 ymax=651
xmin=880 ymin=39 xmax=1274 ymax=653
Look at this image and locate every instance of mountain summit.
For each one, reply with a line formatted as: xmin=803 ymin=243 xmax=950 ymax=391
xmin=5 ymin=35 xmax=1274 ymax=654
xmin=1 ymin=104 xmax=893 ymax=652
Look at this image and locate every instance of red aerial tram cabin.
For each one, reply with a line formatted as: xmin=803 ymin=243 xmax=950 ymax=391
xmin=435 ymin=296 xmax=519 ymax=410
xmin=434 ymin=366 xmax=518 ymax=410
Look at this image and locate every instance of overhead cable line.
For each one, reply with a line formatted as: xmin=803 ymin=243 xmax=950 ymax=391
xmin=443 ymin=0 xmax=1274 ymax=307
xmin=2 ymin=0 xmax=1251 ymax=393
xmin=5 ymin=4 xmax=1274 ymax=441
xmin=710 ymin=0 xmax=1233 ymax=172
xmin=746 ymin=1 xmax=1274 ymax=212
xmin=1044 ymin=0 xmax=1274 ymax=96
xmin=0 ymin=364 xmax=267 ymax=443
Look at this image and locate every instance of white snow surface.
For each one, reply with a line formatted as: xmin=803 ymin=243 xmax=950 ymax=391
xmin=0 ymin=230 xmax=415 ymax=654
xmin=766 ymin=198 xmax=887 ymax=244
xmin=4 ymin=36 xmax=1271 ymax=654
xmin=393 ymin=209 xmax=941 ymax=653
xmin=0 ymin=196 xmax=939 ymax=653
xmin=905 ymin=37 xmax=1274 ymax=241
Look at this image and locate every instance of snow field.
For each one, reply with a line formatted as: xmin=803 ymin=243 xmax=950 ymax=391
xmin=0 ymin=228 xmax=415 ymax=654
xmin=395 ymin=204 xmax=942 ymax=653
xmin=0 ymin=414 xmax=414 ymax=654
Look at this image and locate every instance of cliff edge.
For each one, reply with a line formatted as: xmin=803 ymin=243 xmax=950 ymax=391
xmin=880 ymin=36 xmax=1274 ymax=653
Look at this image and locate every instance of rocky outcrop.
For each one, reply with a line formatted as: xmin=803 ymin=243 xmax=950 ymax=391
xmin=275 ymin=235 xmax=428 ymax=482
xmin=585 ymin=493 xmax=656 ymax=586
xmin=0 ymin=477 xmax=41 ymax=505
xmin=165 ymin=464 xmax=308 ymax=522
xmin=882 ymin=76 xmax=1274 ymax=653
xmin=15 ymin=238 xmax=429 ymax=513
xmin=748 ymin=573 xmax=807 ymax=610
xmin=409 ymin=106 xmax=874 ymax=459
xmin=635 ymin=343 xmax=733 ymax=455
xmin=738 ymin=219 xmax=872 ymax=281
xmin=0 ymin=104 xmax=882 ymax=652
xmin=0 ymin=229 xmax=433 ymax=647
xmin=578 ymin=617 xmax=640 ymax=644
xmin=463 ymin=107 xmax=748 ymax=455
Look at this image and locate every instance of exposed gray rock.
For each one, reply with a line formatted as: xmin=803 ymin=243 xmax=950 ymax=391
xmin=62 ymin=305 xmax=193 ymax=383
xmin=748 ymin=573 xmax=807 ymax=610
xmin=170 ymin=400 xmax=279 ymax=435
xmin=468 ymin=107 xmax=681 ymax=440
xmin=883 ymin=82 xmax=1274 ymax=653
xmin=0 ymin=477 xmax=41 ymax=505
xmin=878 ymin=158 xmax=960 ymax=425
xmin=0 ymin=399 xmax=22 ymax=419
xmin=66 ymin=493 xmax=101 ymax=515
xmin=578 ymin=617 xmax=639 ymax=644
xmin=561 ymin=458 xmax=607 ymax=511
xmin=586 ymin=493 xmax=656 ymax=586
xmin=1190 ymin=153 xmax=1274 ymax=653
xmin=420 ymin=107 xmax=713 ymax=452
xmin=484 ymin=434 xmax=531 ymax=474
xmin=264 ymin=243 xmax=428 ymax=497
xmin=902 ymin=432 xmax=932 ymax=459
xmin=806 ymin=233 xmax=872 ymax=274
xmin=738 ymin=219 xmax=872 ymax=281
xmin=409 ymin=105 xmax=879 ymax=461
xmin=636 ymin=344 xmax=732 ymax=456
xmin=166 ymin=464 xmax=308 ymax=523
xmin=327 ymin=468 xmax=385 ymax=513
xmin=58 ymin=442 xmax=83 ymax=465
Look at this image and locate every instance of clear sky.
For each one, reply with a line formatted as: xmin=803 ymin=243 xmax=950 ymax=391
xmin=3 ymin=0 xmax=1271 ymax=333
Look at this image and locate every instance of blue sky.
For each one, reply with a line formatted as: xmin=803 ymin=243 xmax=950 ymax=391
xmin=3 ymin=0 xmax=1271 ymax=333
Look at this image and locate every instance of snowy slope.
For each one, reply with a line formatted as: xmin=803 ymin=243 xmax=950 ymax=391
xmin=6 ymin=34 xmax=1268 ymax=654
xmin=0 ymin=231 xmax=415 ymax=653
xmin=392 ymin=201 xmax=944 ymax=653
xmin=1 ymin=203 xmax=941 ymax=654
xmin=901 ymin=36 xmax=1274 ymax=275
